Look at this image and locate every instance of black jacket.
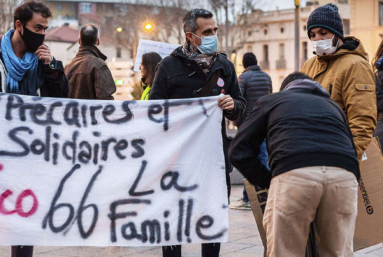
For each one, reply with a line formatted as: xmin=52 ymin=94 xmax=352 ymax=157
xmin=376 ymin=62 xmax=383 ymax=114
xmin=229 ymin=80 xmax=360 ymax=189
xmin=374 ymin=63 xmax=383 ymax=149
xmin=236 ymin=65 xmax=272 ymax=127
xmin=0 ymin=40 xmax=69 ymax=98
xmin=149 ymin=46 xmax=246 ymax=174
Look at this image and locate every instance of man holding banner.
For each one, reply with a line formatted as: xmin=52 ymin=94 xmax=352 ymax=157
xmin=150 ymin=8 xmax=246 ymax=257
xmin=0 ymin=1 xmax=68 ymax=256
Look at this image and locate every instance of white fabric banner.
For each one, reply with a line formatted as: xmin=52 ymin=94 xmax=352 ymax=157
xmin=0 ymin=93 xmax=228 ymax=247
xmin=133 ymin=39 xmax=180 ymax=71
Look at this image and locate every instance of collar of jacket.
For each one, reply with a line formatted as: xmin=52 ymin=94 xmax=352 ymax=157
xmin=283 ymin=79 xmax=330 ymax=98
xmin=315 ymin=37 xmax=368 ymax=63
xmin=141 ymin=77 xmax=149 ymax=89
xmin=244 ymin=65 xmax=260 ymax=72
xmin=77 ymin=45 xmax=107 ymax=61
xmin=170 ymin=46 xmax=231 ymax=76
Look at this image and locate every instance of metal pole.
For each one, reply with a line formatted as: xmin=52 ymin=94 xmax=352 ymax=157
xmin=294 ymin=4 xmax=300 ymax=71
xmin=225 ymin=0 xmax=229 ymax=55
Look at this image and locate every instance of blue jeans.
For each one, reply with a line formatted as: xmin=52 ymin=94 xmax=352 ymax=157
xmin=243 ymin=141 xmax=269 ymax=202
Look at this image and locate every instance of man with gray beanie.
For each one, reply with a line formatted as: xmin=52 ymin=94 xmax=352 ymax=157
xmin=302 ymin=3 xmax=376 ymax=161
xmin=65 ymin=24 xmax=116 ymax=100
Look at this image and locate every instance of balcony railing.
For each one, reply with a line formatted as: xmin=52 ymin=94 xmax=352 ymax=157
xmin=276 ymin=59 xmax=286 ymax=69
xmin=260 ymin=60 xmax=270 ymax=70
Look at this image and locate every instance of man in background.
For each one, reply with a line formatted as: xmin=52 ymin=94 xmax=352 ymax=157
xmin=230 ymin=52 xmax=272 ymax=210
xmin=65 ymin=24 xmax=116 ymax=100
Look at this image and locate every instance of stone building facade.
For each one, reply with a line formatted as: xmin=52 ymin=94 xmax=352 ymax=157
xmin=234 ymin=0 xmax=350 ymax=91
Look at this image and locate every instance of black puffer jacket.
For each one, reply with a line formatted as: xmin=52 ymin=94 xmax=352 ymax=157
xmin=150 ymin=46 xmax=246 ymax=174
xmin=235 ymin=65 xmax=272 ymax=127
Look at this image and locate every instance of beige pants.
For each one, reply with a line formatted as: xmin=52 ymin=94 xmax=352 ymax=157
xmin=263 ymin=166 xmax=358 ymax=257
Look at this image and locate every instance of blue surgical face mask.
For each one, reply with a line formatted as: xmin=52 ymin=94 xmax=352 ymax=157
xmin=192 ymin=33 xmax=218 ymax=55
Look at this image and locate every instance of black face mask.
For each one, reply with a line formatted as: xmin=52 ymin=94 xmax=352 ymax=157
xmin=19 ymin=26 xmax=45 ymax=52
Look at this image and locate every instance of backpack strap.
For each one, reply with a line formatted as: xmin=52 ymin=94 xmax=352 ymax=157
xmin=193 ymin=69 xmax=221 ymax=97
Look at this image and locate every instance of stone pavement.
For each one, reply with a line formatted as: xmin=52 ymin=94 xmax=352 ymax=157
xmin=0 ymin=185 xmax=382 ymax=257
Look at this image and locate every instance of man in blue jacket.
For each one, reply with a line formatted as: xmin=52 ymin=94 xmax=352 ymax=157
xmin=230 ymin=72 xmax=359 ymax=257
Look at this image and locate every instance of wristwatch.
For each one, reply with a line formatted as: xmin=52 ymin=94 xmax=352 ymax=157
xmin=48 ymin=56 xmax=55 ymax=69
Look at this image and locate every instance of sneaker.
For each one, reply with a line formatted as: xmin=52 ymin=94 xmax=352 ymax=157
xmin=229 ymin=198 xmax=251 ymax=210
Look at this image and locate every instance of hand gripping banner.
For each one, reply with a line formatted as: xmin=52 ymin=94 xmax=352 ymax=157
xmin=0 ymin=93 xmax=228 ymax=247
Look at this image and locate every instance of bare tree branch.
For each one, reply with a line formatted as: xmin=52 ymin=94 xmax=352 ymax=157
xmin=100 ymin=0 xmax=197 ymax=56
xmin=0 ymin=0 xmax=19 ymax=35
xmin=206 ymin=0 xmax=268 ymax=54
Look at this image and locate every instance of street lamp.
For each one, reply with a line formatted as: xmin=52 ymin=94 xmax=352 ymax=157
xmin=115 ymin=79 xmax=124 ymax=86
xmin=116 ymin=27 xmax=123 ymax=33
xmin=145 ymin=23 xmax=153 ymax=30
xmin=294 ymin=0 xmax=301 ymax=71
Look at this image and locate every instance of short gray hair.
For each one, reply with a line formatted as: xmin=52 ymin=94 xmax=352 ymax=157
xmin=183 ymin=9 xmax=213 ymax=34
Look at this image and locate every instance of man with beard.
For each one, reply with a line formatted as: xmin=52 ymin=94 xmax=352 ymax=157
xmin=0 ymin=1 xmax=69 ymax=256
xmin=149 ymin=8 xmax=246 ymax=257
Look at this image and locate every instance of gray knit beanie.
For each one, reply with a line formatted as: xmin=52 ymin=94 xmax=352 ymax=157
xmin=307 ymin=3 xmax=343 ymax=39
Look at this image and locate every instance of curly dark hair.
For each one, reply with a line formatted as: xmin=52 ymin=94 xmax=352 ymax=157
xmin=14 ymin=1 xmax=52 ymax=28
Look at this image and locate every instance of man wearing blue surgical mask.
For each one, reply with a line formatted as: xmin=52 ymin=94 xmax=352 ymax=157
xmin=150 ymin=8 xmax=246 ymax=257
xmin=185 ymin=17 xmax=218 ymax=57
xmin=302 ymin=3 xmax=376 ymax=162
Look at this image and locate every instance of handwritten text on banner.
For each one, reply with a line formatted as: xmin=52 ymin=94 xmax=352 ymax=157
xmin=0 ymin=94 xmax=228 ymax=246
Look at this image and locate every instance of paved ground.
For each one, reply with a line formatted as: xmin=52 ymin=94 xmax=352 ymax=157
xmin=0 ymin=185 xmax=382 ymax=257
